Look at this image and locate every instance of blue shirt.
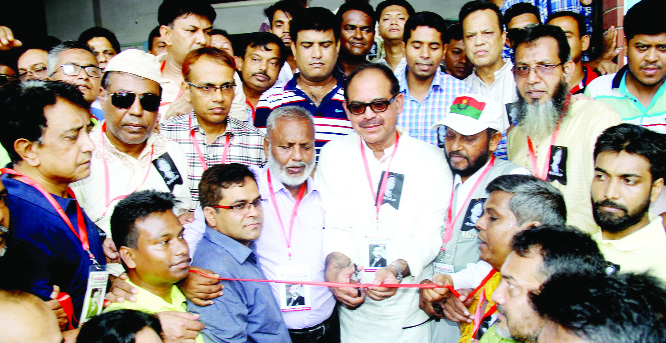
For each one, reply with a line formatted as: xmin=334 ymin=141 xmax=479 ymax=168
xmin=0 ymin=174 xmax=105 ymax=320
xmin=187 ymin=226 xmax=290 ymax=343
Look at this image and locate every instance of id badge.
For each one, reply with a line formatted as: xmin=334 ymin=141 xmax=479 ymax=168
xmin=365 ymin=235 xmax=391 ymax=272
xmin=276 ymin=264 xmax=311 ymax=312
xmin=80 ymin=265 xmax=109 ymax=323
xmin=433 ymin=262 xmax=455 ymax=275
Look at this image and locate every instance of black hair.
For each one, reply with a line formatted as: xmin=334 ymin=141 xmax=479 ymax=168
xmin=110 ymin=190 xmax=178 ymax=250
xmin=344 ymin=63 xmax=399 ymax=103
xmin=0 ymin=80 xmax=89 ymax=164
xmin=376 ymin=0 xmax=415 ymax=18
xmin=148 ymin=26 xmax=161 ymax=51
xmin=504 ymin=2 xmax=541 ymax=27
xmin=199 ymin=163 xmax=257 ymax=208
xmin=336 ymin=0 xmax=377 ymax=27
xmin=486 ymin=174 xmax=567 ymax=227
xmin=289 ymin=7 xmax=339 ymax=43
xmin=624 ymin=0 xmax=666 ymax=42
xmin=514 ymin=24 xmax=571 ymax=63
xmin=594 ymin=123 xmax=666 ymax=182
xmin=511 ymin=225 xmax=607 ymax=280
xmin=76 ymin=309 xmax=162 ymax=343
xmin=264 ymin=0 xmax=303 ymax=25
xmin=531 ymin=272 xmax=666 ymax=343
xmin=444 ymin=22 xmax=464 ymax=43
xmin=157 ymin=0 xmax=217 ymax=26
xmin=459 ymin=0 xmax=503 ymax=31
xmin=546 ymin=11 xmax=587 ymax=38
xmin=78 ymin=27 xmax=121 ymax=55
xmin=237 ymin=32 xmax=287 ymax=67
xmin=211 ymin=28 xmax=231 ymax=39
xmin=403 ymin=11 xmax=446 ymax=44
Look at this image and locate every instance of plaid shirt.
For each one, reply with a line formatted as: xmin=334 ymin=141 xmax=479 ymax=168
xmin=397 ymin=68 xmax=472 ymax=146
xmin=161 ymin=112 xmax=265 ymax=207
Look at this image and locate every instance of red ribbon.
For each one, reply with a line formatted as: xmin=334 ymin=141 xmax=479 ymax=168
xmin=56 ymin=292 xmax=76 ymax=330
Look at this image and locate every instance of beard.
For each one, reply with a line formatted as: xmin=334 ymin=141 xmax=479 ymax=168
xmin=496 ymin=305 xmax=540 ymax=343
xmin=266 ymin=148 xmax=315 ymax=188
xmin=592 ymin=195 xmax=651 ymax=233
xmin=446 ymin=143 xmax=490 ymax=179
xmin=516 ymin=79 xmax=569 ymax=141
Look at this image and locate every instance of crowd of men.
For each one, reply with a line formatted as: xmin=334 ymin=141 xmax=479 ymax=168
xmin=0 ymin=0 xmax=666 ymax=342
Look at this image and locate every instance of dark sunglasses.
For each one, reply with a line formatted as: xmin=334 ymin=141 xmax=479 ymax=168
xmin=347 ymin=97 xmax=395 ymax=115
xmin=110 ymin=91 xmax=161 ymax=112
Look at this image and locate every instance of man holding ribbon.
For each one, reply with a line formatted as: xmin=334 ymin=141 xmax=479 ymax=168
xmin=421 ymin=93 xmax=526 ymax=343
xmin=71 ymin=49 xmax=191 ymax=238
xmin=316 ymin=63 xmax=451 ymax=342
xmin=506 ymin=24 xmax=620 ymax=232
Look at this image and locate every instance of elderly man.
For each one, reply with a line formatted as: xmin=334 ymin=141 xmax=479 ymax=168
xmin=255 ymin=106 xmax=338 ymax=342
xmin=18 ymin=48 xmax=49 ymax=81
xmin=507 ymin=24 xmax=621 ymax=232
xmin=421 ymin=175 xmax=566 ymax=343
xmin=422 ymin=94 xmax=526 ymax=342
xmin=336 ymin=1 xmax=376 ymax=76
xmin=376 ymin=0 xmax=414 ymax=73
xmin=591 ymin=124 xmax=666 ymax=282
xmin=0 ymin=80 xmax=105 ymax=320
xmin=315 ymin=63 xmax=451 ymax=342
xmin=255 ymin=7 xmax=353 ymax=160
xmin=72 ymin=49 xmax=191 ymax=237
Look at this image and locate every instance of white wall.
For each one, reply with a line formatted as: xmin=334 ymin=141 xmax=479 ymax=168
xmin=44 ymin=0 xmax=469 ymax=49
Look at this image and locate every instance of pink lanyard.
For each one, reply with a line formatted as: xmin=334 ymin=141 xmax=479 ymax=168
xmin=1 ymin=168 xmax=101 ymax=269
xmin=526 ymin=122 xmax=560 ymax=180
xmin=267 ymin=169 xmax=307 ymax=260
xmin=101 ymin=123 xmax=154 ymax=208
xmin=360 ymin=131 xmax=400 ymax=222
xmin=442 ymin=156 xmax=495 ymax=250
xmin=189 ymin=115 xmax=230 ymax=171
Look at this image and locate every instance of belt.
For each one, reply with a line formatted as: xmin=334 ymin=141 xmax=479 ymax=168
xmin=289 ymin=319 xmax=329 ymax=341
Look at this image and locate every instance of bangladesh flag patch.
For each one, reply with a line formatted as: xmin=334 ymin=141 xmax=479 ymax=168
xmin=450 ymin=96 xmax=486 ymax=120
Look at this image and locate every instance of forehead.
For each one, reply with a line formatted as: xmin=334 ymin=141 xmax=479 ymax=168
xmin=189 ymin=56 xmax=235 ymax=78
xmin=212 ymin=34 xmax=231 ymax=46
xmin=87 ymin=37 xmax=113 ymax=48
xmin=173 ymin=13 xmax=212 ymax=27
xmin=219 ymin=177 xmax=260 ymax=201
xmin=501 ymin=251 xmax=545 ymax=286
xmin=135 ymin=210 xmax=182 ymax=240
xmin=245 ymin=43 xmax=281 ymax=59
xmin=296 ymin=29 xmax=336 ymax=43
xmin=408 ymin=26 xmax=443 ymax=44
xmin=448 ymin=38 xmax=465 ymax=49
xmin=272 ymin=9 xmax=292 ymax=22
xmin=463 ymin=9 xmax=501 ymax=30
xmin=107 ymin=73 xmax=161 ymax=93
xmin=56 ymin=49 xmax=97 ymax=66
xmin=515 ymin=37 xmax=560 ymax=63
xmin=508 ymin=13 xmax=540 ymax=30
xmin=381 ymin=5 xmax=409 ymax=16
xmin=548 ymin=16 xmax=580 ymax=35
xmin=347 ymin=69 xmax=393 ymax=100
xmin=44 ymin=98 xmax=90 ymax=131
xmin=595 ymin=151 xmax=652 ymax=176
xmin=629 ymin=32 xmax=666 ymax=45
xmin=342 ymin=9 xmax=374 ymax=26
xmin=270 ymin=117 xmax=314 ymax=140
xmin=19 ymin=49 xmax=48 ymax=66
xmin=486 ymin=190 xmax=515 ymax=216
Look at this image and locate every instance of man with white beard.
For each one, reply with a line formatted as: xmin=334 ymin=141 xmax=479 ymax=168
xmin=507 ymin=24 xmax=621 ymax=233
xmin=254 ymin=106 xmax=339 ymax=343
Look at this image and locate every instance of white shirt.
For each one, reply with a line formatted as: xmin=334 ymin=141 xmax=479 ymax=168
xmin=465 ymin=58 xmax=518 ymax=106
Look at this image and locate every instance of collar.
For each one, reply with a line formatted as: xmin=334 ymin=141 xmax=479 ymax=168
xmin=189 ymin=111 xmax=243 ymax=138
xmin=616 ymin=67 xmax=666 ymax=110
xmin=612 ymin=65 xmax=629 ymax=89
xmin=260 ymin=165 xmax=317 ymax=199
xmin=125 ymin=278 xmax=186 ymax=308
xmin=594 ymin=213 xmax=664 ymax=251
xmin=96 ymin=124 xmax=160 ymax=160
xmin=204 ymin=225 xmax=256 ymax=264
xmin=285 ymin=70 xmax=345 ymax=92
xmin=398 ymin=67 xmax=446 ymax=93
xmin=2 ymin=173 xmax=78 ymax=214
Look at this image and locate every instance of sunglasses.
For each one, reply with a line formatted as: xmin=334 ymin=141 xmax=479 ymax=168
xmin=347 ymin=97 xmax=395 ymax=115
xmin=110 ymin=91 xmax=161 ymax=112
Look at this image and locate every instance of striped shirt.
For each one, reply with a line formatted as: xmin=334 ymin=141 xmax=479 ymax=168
xmin=161 ymin=113 xmax=265 ymax=207
xmin=396 ymin=67 xmax=472 ymax=146
xmin=253 ymin=73 xmax=353 ymax=160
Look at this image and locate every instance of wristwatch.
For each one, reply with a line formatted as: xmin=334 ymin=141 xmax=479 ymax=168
xmin=389 ymin=261 xmax=403 ymax=283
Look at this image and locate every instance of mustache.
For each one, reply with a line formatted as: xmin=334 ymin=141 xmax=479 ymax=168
xmin=593 ymin=200 xmax=628 ymax=213
xmin=359 ymin=117 xmax=385 ymax=128
xmin=252 ymin=71 xmax=269 ymax=78
xmin=285 ymin=161 xmax=307 ymax=168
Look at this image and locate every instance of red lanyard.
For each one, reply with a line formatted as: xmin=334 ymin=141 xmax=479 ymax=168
xmin=189 ymin=114 xmax=230 ymax=171
xmin=267 ymin=169 xmax=307 ymax=260
xmin=101 ymin=123 xmax=154 ymax=208
xmin=0 ymin=168 xmax=101 ymax=269
xmin=360 ymin=131 xmax=400 ymax=222
xmin=470 ymin=269 xmax=498 ymax=338
xmin=527 ymin=122 xmax=560 ymax=181
xmin=442 ymin=157 xmax=495 ymax=251
xmin=246 ymin=99 xmax=256 ymax=123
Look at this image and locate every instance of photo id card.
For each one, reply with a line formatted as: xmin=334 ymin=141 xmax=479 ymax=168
xmin=365 ymin=236 xmax=391 ymax=272
xmin=546 ymin=146 xmax=567 ymax=185
xmin=80 ymin=265 xmax=109 ymax=323
xmin=277 ymin=264 xmax=311 ymax=312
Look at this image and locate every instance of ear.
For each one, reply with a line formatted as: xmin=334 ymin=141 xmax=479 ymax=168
xmin=343 ymin=101 xmax=352 ymax=120
xmin=234 ymin=56 xmax=243 ymax=71
xmin=581 ymin=35 xmax=590 ymax=53
xmin=393 ymin=93 xmax=404 ymax=115
xmin=442 ymin=43 xmax=449 ymax=63
xmin=119 ymin=246 xmax=137 ymax=269
xmin=501 ymin=30 xmax=507 ymax=46
xmin=160 ymin=25 xmax=172 ymax=46
xmin=14 ymin=138 xmax=40 ymax=167
xmin=519 ymin=220 xmax=541 ymax=230
xmin=99 ymin=87 xmax=108 ymax=107
xmin=335 ymin=39 xmax=341 ymax=55
xmin=488 ymin=130 xmax=503 ymax=153
xmin=182 ymin=81 xmax=192 ymax=103
xmin=203 ymin=206 xmax=218 ymax=229
xmin=651 ymin=178 xmax=664 ymax=203
xmin=263 ymin=137 xmax=270 ymax=160
xmin=290 ymin=42 xmax=297 ymax=57
xmin=562 ymin=61 xmax=575 ymax=83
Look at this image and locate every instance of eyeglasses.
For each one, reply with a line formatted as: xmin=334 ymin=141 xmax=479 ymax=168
xmin=186 ymin=81 xmax=236 ymax=95
xmin=110 ymin=91 xmax=161 ymax=112
xmin=52 ymin=63 xmax=102 ymax=78
xmin=513 ymin=63 xmax=563 ymax=79
xmin=347 ymin=97 xmax=396 ymax=115
xmin=211 ymin=198 xmax=266 ymax=213
xmin=19 ymin=66 xmax=48 ymax=80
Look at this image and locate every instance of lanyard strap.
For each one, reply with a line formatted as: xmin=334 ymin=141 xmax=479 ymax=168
xmin=189 ymin=114 xmax=230 ymax=171
xmin=472 ymin=286 xmax=498 ymax=338
xmin=0 ymin=168 xmax=101 ymax=269
xmin=267 ymin=169 xmax=307 ymax=260
xmin=442 ymin=157 xmax=496 ymax=251
xmin=527 ymin=123 xmax=560 ymax=180
xmin=101 ymin=123 xmax=154 ymax=208
xmin=360 ymin=131 xmax=400 ymax=222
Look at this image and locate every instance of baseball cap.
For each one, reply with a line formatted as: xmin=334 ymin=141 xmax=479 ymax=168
xmin=103 ymin=49 xmax=161 ymax=84
xmin=432 ymin=93 xmax=508 ymax=136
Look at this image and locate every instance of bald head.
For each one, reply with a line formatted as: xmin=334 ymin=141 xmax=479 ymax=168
xmin=0 ymin=290 xmax=63 ymax=343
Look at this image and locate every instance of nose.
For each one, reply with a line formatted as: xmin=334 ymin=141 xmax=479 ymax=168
xmin=526 ymin=66 xmax=541 ymax=84
xmin=604 ymin=178 xmax=621 ymax=201
xmin=212 ymin=87 xmax=226 ymax=103
xmin=259 ymin=59 xmax=268 ymax=72
xmin=284 ymin=21 xmax=290 ymax=35
xmin=196 ymin=30 xmax=209 ymax=46
xmin=175 ymin=233 xmax=189 ymax=256
xmin=460 ymin=51 xmax=469 ymax=64
xmin=128 ymin=94 xmax=145 ymax=115
xmin=80 ymin=126 xmax=95 ymax=154
xmin=492 ymin=280 xmax=507 ymax=305
xmin=96 ymin=52 xmax=108 ymax=66
xmin=476 ymin=212 xmax=488 ymax=232
xmin=247 ymin=200 xmax=262 ymax=218
xmin=291 ymin=145 xmax=304 ymax=162
xmin=312 ymin=43 xmax=323 ymax=59
xmin=449 ymin=135 xmax=464 ymax=152
xmin=419 ymin=44 xmax=430 ymax=60
xmin=352 ymin=28 xmax=363 ymax=40
xmin=646 ymin=46 xmax=659 ymax=62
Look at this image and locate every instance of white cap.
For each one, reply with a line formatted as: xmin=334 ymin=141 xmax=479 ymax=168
xmin=432 ymin=93 xmax=508 ymax=135
xmin=103 ymin=49 xmax=161 ymax=84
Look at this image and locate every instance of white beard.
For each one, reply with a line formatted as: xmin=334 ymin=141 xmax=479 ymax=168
xmin=517 ymin=100 xmax=561 ymax=141
xmin=266 ymin=148 xmax=315 ymax=188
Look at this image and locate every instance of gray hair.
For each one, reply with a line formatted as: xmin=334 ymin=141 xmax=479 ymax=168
xmin=47 ymin=41 xmax=95 ymax=76
xmin=265 ymin=106 xmax=315 ymax=139
xmin=486 ymin=174 xmax=567 ymax=227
